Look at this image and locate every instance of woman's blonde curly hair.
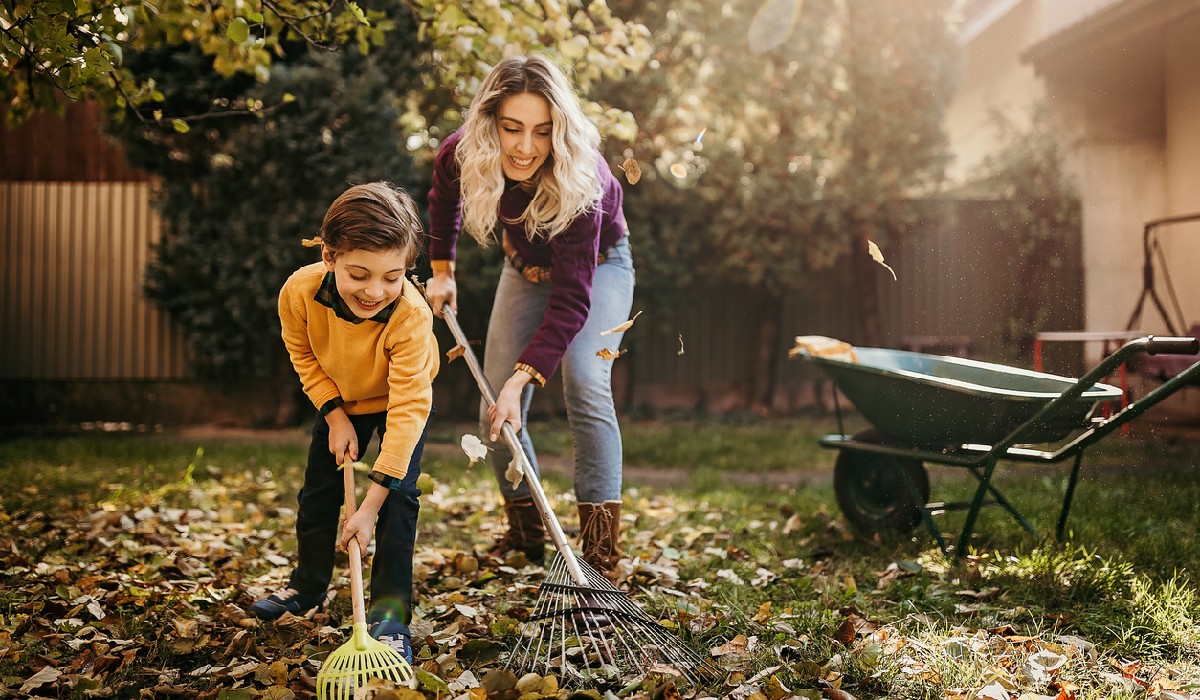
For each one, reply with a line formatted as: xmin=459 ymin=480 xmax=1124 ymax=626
xmin=455 ymin=54 xmax=602 ymax=244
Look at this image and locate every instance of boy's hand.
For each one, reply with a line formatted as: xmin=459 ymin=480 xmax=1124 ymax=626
xmin=325 ymin=408 xmax=358 ymax=464
xmin=340 ymin=510 xmax=374 ymax=556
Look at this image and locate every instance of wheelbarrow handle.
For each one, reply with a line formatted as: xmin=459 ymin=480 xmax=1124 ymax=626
xmin=1145 ymin=335 xmax=1199 ymax=355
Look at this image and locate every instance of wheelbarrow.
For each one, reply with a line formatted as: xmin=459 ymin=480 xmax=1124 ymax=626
xmin=792 ymin=335 xmax=1200 ymax=556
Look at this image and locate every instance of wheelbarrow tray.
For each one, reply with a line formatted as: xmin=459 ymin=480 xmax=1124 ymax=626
xmin=810 ymin=348 xmax=1123 ymax=446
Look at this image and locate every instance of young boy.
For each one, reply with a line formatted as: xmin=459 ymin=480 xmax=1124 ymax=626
xmin=250 ymin=182 xmax=439 ymax=663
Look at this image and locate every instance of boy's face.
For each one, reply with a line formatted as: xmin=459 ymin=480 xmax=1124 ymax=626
xmin=323 ymin=247 xmax=410 ymax=320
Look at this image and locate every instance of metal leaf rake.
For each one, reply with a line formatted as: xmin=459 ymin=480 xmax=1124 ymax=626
xmin=442 ymin=306 xmax=721 ymax=687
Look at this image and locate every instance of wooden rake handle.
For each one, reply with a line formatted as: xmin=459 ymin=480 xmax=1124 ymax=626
xmin=440 ymin=305 xmax=588 ymax=586
xmin=342 ymin=461 xmax=369 ymax=629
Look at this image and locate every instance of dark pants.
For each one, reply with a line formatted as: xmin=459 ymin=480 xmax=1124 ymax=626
xmin=288 ymin=410 xmax=426 ymax=628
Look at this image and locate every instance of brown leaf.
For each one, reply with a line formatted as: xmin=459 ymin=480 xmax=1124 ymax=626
xmin=447 ymin=345 xmax=466 ymax=363
xmin=595 ymin=348 xmax=627 ymax=360
xmin=832 ymin=614 xmax=858 ymax=646
xmin=600 ymin=310 xmax=642 ymax=336
xmin=620 ymin=158 xmax=642 ymax=185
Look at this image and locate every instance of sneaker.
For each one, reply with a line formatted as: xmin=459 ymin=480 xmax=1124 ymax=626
xmin=370 ymin=619 xmax=413 ymax=664
xmin=248 ymin=587 xmax=323 ymax=621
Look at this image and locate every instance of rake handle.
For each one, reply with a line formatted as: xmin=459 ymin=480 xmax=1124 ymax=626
xmin=342 ymin=461 xmax=368 ymax=629
xmin=440 ymin=305 xmax=588 ymax=586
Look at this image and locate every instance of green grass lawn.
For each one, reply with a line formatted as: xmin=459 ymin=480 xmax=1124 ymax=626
xmin=1 ymin=418 xmax=1198 ymax=699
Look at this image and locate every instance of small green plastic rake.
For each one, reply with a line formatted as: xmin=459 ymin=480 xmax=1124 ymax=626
xmin=315 ymin=461 xmax=414 ymax=699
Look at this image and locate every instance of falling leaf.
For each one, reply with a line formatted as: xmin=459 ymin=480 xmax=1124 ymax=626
xmin=620 ymin=158 xmax=642 ymax=185
xmin=677 ymin=333 xmax=685 ymax=356
xmin=669 ymin=162 xmax=688 ymax=179
xmin=867 ymin=239 xmax=897 ymax=281
xmin=460 ymin=434 xmax=489 ymax=464
xmin=505 ymin=456 xmax=524 ymax=489
xmin=747 ymin=0 xmax=803 ymax=54
xmin=447 ymin=345 xmax=466 ymax=363
xmin=695 ymin=128 xmax=707 ymax=144
xmin=601 ymin=310 xmax=642 ymax=336
xmin=596 ymin=348 xmax=628 ymax=360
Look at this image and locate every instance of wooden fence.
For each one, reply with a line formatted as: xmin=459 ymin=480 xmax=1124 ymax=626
xmin=1 ymin=181 xmax=189 ymax=380
xmin=0 ymin=182 xmax=1082 ymax=423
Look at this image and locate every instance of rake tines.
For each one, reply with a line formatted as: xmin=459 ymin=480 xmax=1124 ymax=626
xmin=508 ymin=554 xmax=723 ymax=686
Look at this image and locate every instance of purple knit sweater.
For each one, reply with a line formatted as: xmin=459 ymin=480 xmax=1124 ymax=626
xmin=427 ymin=130 xmax=628 ymax=381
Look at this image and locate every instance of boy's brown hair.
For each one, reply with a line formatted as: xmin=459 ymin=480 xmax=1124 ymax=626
xmin=320 ymin=182 xmax=424 ymax=264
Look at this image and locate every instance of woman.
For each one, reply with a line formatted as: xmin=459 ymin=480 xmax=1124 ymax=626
xmin=425 ymin=54 xmax=634 ymax=580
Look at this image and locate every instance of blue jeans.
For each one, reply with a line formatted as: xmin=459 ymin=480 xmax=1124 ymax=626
xmin=482 ymin=236 xmax=635 ymax=504
xmin=289 ymin=411 xmax=426 ymax=628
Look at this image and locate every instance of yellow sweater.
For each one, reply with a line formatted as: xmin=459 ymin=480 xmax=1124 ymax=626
xmin=279 ymin=262 xmax=440 ymax=479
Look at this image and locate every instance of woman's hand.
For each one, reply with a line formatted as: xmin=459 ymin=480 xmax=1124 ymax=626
xmin=425 ymin=271 xmax=458 ymax=317
xmin=326 ymin=408 xmax=358 ymax=464
xmin=487 ymin=370 xmax=533 ymax=441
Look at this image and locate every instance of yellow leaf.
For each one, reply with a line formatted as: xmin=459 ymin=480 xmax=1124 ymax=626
xmin=600 ymin=310 xmax=642 ymax=336
xmin=447 ymin=344 xmax=465 ymax=363
xmin=753 ymin=601 xmax=772 ymax=623
xmin=867 ymin=239 xmax=897 ymax=281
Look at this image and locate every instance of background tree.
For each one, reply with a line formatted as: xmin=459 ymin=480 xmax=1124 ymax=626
xmin=968 ymin=105 xmax=1082 ymax=359
xmin=99 ymin=1 xmax=651 ymax=422
xmin=604 ymin=0 xmax=958 ymax=409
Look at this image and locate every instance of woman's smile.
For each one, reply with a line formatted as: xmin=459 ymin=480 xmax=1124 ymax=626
xmin=497 ymin=92 xmax=552 ymax=181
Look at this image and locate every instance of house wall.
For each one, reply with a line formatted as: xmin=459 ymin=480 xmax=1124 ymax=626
xmin=944 ymin=0 xmax=1044 ymax=184
xmin=1162 ymin=12 xmax=1200 ymax=329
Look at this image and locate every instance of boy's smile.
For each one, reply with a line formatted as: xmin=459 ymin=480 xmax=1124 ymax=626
xmin=323 ymin=248 xmax=410 ymax=320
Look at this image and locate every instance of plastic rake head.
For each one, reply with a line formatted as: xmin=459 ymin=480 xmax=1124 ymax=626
xmin=315 ymin=621 xmax=414 ymax=700
xmin=506 ymin=554 xmax=723 ymax=687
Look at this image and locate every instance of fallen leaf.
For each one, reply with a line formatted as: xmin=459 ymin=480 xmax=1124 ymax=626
xmin=620 ymin=158 xmax=642 ymax=185
xmin=600 ymin=310 xmax=642 ymax=336
xmin=21 ymin=666 xmax=62 ymax=693
xmin=867 ymin=239 xmax=897 ymax=281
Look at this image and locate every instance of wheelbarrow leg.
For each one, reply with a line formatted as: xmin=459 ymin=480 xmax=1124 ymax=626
xmin=1055 ymin=451 xmax=1085 ymax=540
xmin=957 ymin=457 xmax=999 ymax=555
xmin=964 ymin=466 xmax=1035 ymax=535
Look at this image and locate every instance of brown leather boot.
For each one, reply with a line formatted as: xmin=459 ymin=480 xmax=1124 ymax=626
xmin=488 ymin=497 xmax=546 ymax=565
xmin=578 ymin=500 xmax=623 ymax=582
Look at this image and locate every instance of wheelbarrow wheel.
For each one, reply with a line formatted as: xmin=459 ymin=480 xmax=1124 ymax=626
xmin=834 ymin=429 xmax=930 ymax=535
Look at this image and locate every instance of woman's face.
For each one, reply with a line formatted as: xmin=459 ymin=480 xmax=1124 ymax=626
xmin=323 ymin=247 xmax=409 ymax=320
xmin=496 ymin=92 xmax=552 ymax=181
